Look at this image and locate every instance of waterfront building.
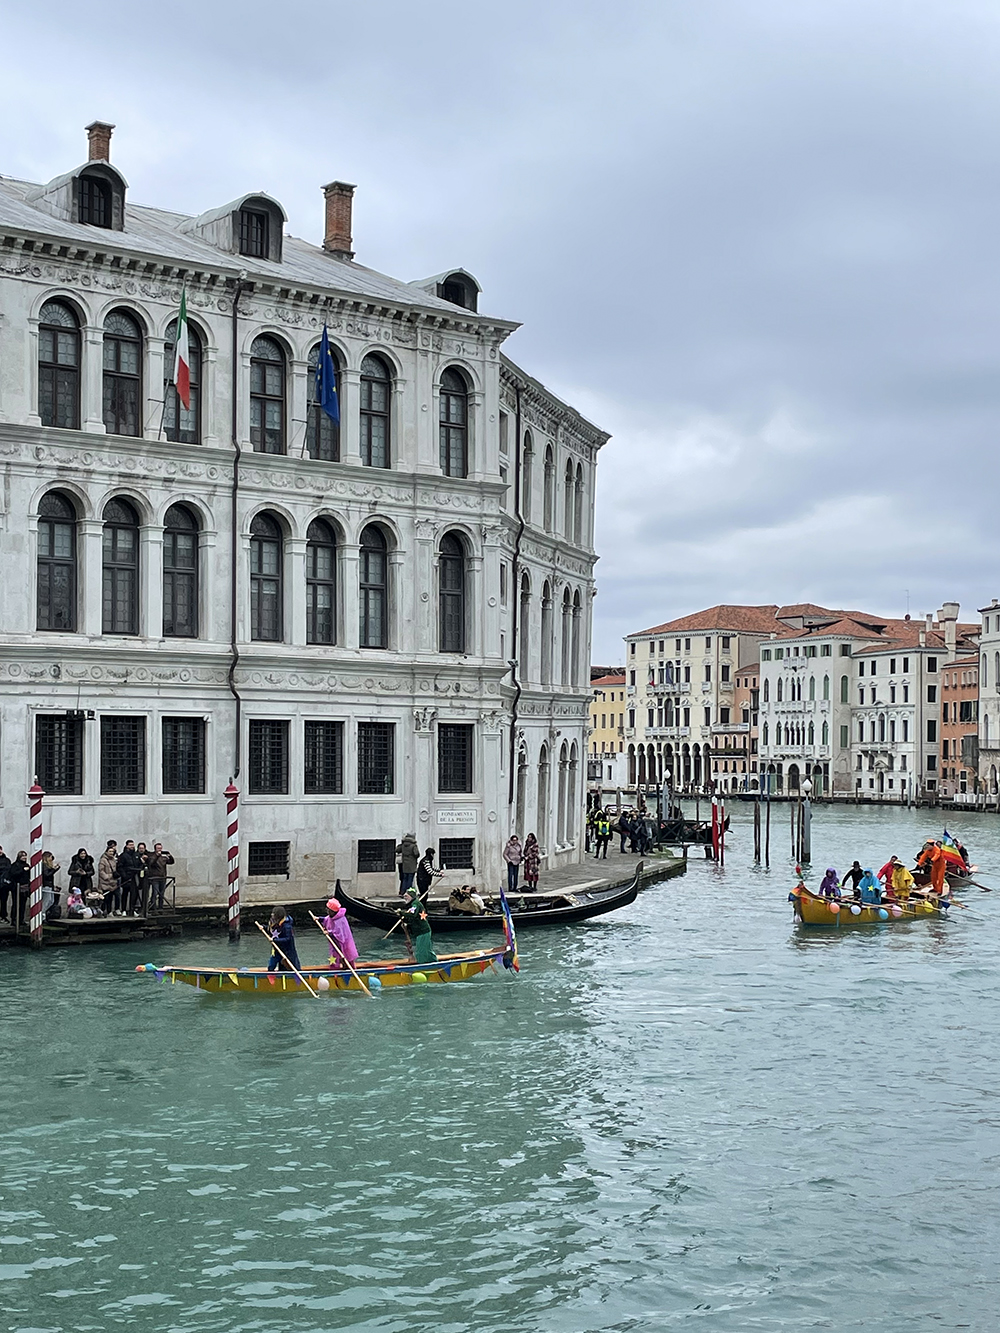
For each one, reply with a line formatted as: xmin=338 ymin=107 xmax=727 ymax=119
xmin=938 ymin=654 xmax=979 ymax=802
xmin=623 ymin=606 xmax=779 ymax=792
xmin=586 ymin=671 xmax=628 ymax=803
xmin=977 ymin=599 xmax=1000 ymax=796
xmin=720 ymin=662 xmax=759 ymax=791
xmin=0 ymin=123 xmax=605 ymax=901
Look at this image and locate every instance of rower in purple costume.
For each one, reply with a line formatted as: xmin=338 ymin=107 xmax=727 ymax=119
xmin=321 ymin=897 xmax=359 ymax=969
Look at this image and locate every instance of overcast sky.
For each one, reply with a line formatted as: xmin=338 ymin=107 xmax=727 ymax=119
xmin=4 ymin=0 xmax=1000 ymax=660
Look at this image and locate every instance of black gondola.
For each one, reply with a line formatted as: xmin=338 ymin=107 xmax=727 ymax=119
xmin=339 ymin=861 xmax=645 ymax=931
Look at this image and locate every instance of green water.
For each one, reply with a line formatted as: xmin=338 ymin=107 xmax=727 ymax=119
xmin=3 ymin=804 xmax=1000 ymax=1331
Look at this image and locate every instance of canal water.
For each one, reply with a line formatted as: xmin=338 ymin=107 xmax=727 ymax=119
xmin=3 ymin=803 xmax=1000 ymax=1331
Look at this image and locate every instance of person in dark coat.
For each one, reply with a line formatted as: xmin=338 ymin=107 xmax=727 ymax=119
xmin=116 ymin=841 xmax=144 ymax=916
xmin=267 ymin=906 xmax=301 ymax=972
xmin=68 ymin=849 xmax=95 ymax=895
xmin=7 ymin=852 xmax=30 ymax=925
xmin=416 ymin=848 xmax=443 ymax=903
xmin=0 ymin=846 xmax=11 ymax=922
xmin=145 ymin=843 xmax=174 ymax=911
xmin=395 ymin=833 xmax=420 ymax=896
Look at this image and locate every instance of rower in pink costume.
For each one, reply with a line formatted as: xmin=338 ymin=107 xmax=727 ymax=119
xmin=321 ymin=898 xmax=359 ymax=969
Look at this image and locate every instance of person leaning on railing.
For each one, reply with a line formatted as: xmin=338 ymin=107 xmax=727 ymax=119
xmin=145 ymin=843 xmax=175 ymax=912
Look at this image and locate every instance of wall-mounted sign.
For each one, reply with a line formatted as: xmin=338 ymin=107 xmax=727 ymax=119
xmin=437 ymin=809 xmax=478 ymax=825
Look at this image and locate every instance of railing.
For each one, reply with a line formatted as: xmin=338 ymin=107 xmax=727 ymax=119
xmin=645 ymin=726 xmax=691 ymax=738
xmin=711 ymin=722 xmax=750 ymax=734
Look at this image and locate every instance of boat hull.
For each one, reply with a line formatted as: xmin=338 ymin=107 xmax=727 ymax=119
xmin=792 ymin=887 xmax=945 ymax=928
xmin=140 ymin=946 xmax=511 ymax=994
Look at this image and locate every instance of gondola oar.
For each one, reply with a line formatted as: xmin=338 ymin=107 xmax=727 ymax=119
xmin=308 ymin=911 xmax=374 ymax=999
xmin=254 ymin=921 xmax=320 ymax=999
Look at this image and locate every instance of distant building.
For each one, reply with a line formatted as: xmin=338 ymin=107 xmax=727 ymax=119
xmin=586 ymin=672 xmax=628 ymax=803
xmin=976 ymin=599 xmax=1000 ymax=796
xmin=938 ymin=655 xmax=979 ymax=802
xmin=720 ymin=661 xmax=759 ymax=791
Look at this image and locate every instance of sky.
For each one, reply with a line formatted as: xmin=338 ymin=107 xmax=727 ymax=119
xmin=3 ymin=0 xmax=1000 ymax=661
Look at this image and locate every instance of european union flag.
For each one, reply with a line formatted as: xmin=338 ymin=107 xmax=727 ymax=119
xmin=315 ymin=324 xmax=340 ymax=425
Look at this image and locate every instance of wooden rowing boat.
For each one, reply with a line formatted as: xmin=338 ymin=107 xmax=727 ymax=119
xmin=338 ymin=861 xmax=643 ymax=933
xmin=791 ymin=885 xmax=948 ymax=928
xmin=136 ymin=944 xmax=514 ymax=994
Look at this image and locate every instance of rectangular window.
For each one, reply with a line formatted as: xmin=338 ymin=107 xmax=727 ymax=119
xmin=889 ymin=658 xmax=896 ymax=674
xmin=927 ymin=755 xmax=937 ymax=771
xmin=839 ymin=643 xmax=850 ymax=656
xmin=858 ymin=721 xmax=865 ymax=743
xmin=675 ymin=639 xmax=681 ymax=651
xmin=870 ymin=660 xmax=877 ymax=675
xmin=247 ymin=841 xmax=289 ymax=877
xmin=683 ymin=665 xmax=691 ymax=683
xmin=840 ymin=725 xmax=849 ymax=749
xmin=500 ymin=562 xmax=507 ymax=606
xmin=658 ymin=640 xmax=665 ymax=653
xmin=439 ymin=837 xmax=475 ymax=870
xmin=762 ymin=649 xmax=771 ymax=661
xmin=630 ymin=642 xmax=636 ymax=656
xmin=358 ymin=838 xmax=395 ymax=873
xmin=721 ymin=637 xmax=731 ymax=651
xmin=100 ymin=715 xmax=146 ymax=794
xmin=903 ymin=684 xmax=909 ymax=703
xmin=774 ymin=648 xmax=784 ymax=660
xmin=35 ymin=714 xmax=83 ymax=795
xmin=821 ymin=644 xmax=831 ymax=656
xmin=720 ymin=707 xmax=731 ymax=724
xmin=721 ymin=664 xmax=730 ymax=683
xmin=499 ymin=412 xmax=508 ymax=455
xmin=902 ymin=657 xmax=909 ymax=672
xmin=628 ymin=709 xmax=635 ymax=728
xmin=927 ymin=657 xmax=938 ymax=672
xmin=683 ymin=707 xmax=690 ymax=726
xmin=438 ymin=723 xmax=474 ymax=793
xmin=927 ymin=685 xmax=937 ymax=702
xmin=806 ymin=645 xmax=817 ymax=658
xmin=162 ymin=717 xmax=206 ymax=794
xmin=684 ymin=638 xmax=691 ymax=651
xmin=647 ymin=708 xmax=654 ymax=727
xmin=304 ymin=720 xmax=344 ymax=794
xmin=249 ymin=719 xmax=289 ymax=794
xmin=927 ymin=720 xmax=937 ymax=743
xmin=960 ymin=700 xmax=975 ymax=722
xmin=902 ymin=720 xmax=909 ymax=741
xmin=704 ymin=637 xmax=711 ymax=651
xmin=704 ymin=707 xmax=711 ymax=726
xmin=239 ymin=208 xmax=269 ymax=258
xmin=358 ymin=721 xmax=394 ymax=794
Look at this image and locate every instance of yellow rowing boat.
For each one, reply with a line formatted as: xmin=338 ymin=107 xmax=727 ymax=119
xmin=791 ymin=885 xmax=947 ymax=928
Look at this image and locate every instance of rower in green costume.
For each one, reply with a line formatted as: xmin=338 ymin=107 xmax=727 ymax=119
xmin=399 ymin=885 xmax=437 ymax=964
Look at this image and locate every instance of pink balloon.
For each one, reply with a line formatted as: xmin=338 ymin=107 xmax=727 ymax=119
xmin=890 ymin=905 xmax=902 ymax=917
xmin=828 ymin=902 xmax=841 ymax=914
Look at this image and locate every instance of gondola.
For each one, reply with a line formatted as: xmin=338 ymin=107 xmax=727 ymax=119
xmin=135 ymin=944 xmax=514 ymax=994
xmin=338 ymin=861 xmax=644 ymax=932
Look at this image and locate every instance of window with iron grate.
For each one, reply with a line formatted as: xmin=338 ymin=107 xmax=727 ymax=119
xmin=249 ymin=719 xmax=289 ymax=794
xmin=247 ymin=841 xmax=289 ymax=877
xmin=162 ymin=717 xmax=206 ymax=794
xmin=358 ymin=722 xmax=394 ymax=794
xmin=438 ymin=723 xmax=474 ymax=793
xmin=304 ymin=720 xmax=343 ymax=793
xmin=100 ymin=715 xmax=146 ymax=794
xmin=439 ymin=837 xmax=475 ymax=870
xmin=357 ymin=839 xmax=395 ymax=873
xmin=36 ymin=715 xmax=83 ymax=795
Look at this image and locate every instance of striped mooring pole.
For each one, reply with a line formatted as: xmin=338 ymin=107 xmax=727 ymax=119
xmin=225 ymin=781 xmax=240 ymax=941
xmin=27 ymin=780 xmax=45 ymax=947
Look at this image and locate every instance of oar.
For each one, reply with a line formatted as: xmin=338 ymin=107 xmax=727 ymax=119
xmin=254 ymin=921 xmax=320 ymax=999
xmin=308 ymin=912 xmax=374 ymax=999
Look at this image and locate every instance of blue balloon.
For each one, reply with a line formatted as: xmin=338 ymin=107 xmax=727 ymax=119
xmin=368 ymin=976 xmax=382 ymax=990
xmin=878 ymin=908 xmax=889 ymax=920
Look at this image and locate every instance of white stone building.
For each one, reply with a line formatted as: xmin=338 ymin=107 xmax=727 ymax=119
xmin=0 ymin=123 xmax=605 ymax=902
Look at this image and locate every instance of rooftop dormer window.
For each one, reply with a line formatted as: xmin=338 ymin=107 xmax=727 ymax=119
xmin=436 ymin=271 xmax=480 ymax=312
xmin=79 ymin=174 xmax=111 ymax=227
xmin=239 ymin=208 xmax=269 ymax=258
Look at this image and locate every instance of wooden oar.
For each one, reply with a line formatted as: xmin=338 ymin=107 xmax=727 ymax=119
xmin=308 ymin=911 xmax=374 ymax=999
xmin=254 ymin=921 xmax=320 ymax=999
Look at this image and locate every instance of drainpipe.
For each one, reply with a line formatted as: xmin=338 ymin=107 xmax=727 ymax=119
xmin=507 ymin=381 xmax=525 ymax=810
xmin=228 ymin=275 xmax=251 ymax=778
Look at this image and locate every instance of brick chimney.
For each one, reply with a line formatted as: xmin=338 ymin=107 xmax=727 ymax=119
xmin=322 ymin=181 xmax=356 ymax=259
xmin=86 ymin=121 xmax=115 ymax=162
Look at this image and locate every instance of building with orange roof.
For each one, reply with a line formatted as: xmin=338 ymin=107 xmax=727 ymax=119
xmin=587 ymin=672 xmax=628 ymax=802
xmin=939 ymin=655 xmax=979 ymax=801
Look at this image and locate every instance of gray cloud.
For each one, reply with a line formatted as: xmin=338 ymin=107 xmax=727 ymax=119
xmin=4 ymin=0 xmax=1000 ymax=658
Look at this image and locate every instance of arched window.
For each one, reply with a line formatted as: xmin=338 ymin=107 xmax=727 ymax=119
xmin=522 ymin=433 xmax=533 ymax=523
xmin=571 ymin=589 xmax=582 ymax=685
xmin=359 ymin=524 xmax=388 ymax=649
xmin=574 ymin=463 xmax=584 ymax=545
xmin=306 ymin=518 xmax=337 ymax=645
xmin=163 ymin=504 xmax=199 ymax=637
xmin=249 ymin=336 xmax=285 ymax=454
xmin=762 ymin=721 xmax=769 ymax=747
xmin=38 ymin=300 xmax=81 ymax=429
xmin=37 ymin=492 xmax=77 ymax=631
xmin=306 ymin=343 xmax=340 ymax=461
xmin=808 ymin=676 xmax=815 ymax=701
xmin=360 ymin=354 xmax=391 ymax=468
xmin=250 ymin=512 xmax=283 ymax=641
xmin=439 ymin=532 xmax=466 ymax=653
xmin=439 ymin=368 xmax=468 ymax=477
xmin=556 ymin=742 xmax=568 ymax=844
xmin=567 ymin=742 xmax=579 ymax=842
xmin=808 ymin=721 xmax=815 ymax=746
xmin=102 ymin=498 xmax=140 ymax=635
xmin=541 ymin=582 xmax=553 ymax=684
xmin=564 ymin=459 xmax=574 ymax=537
xmin=776 ymin=678 xmax=783 ymax=702
xmin=519 ymin=575 xmax=531 ymax=680
xmin=164 ymin=319 xmax=202 ymax=444
xmin=537 ymin=745 xmax=550 ymax=853
xmin=995 ymin=652 xmax=999 ymax=688
xmin=543 ymin=446 xmax=555 ymax=531
xmin=79 ymin=173 xmax=112 ymax=228
xmin=840 ymin=675 xmax=849 ymax=703
xmin=103 ymin=311 xmax=142 ymax=437
xmin=763 ymin=678 xmax=769 ymax=702
xmin=823 ymin=674 xmax=830 ymax=701
xmin=561 ymin=588 xmax=572 ymax=685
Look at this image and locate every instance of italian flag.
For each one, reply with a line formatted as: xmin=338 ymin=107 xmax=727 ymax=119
xmin=172 ymin=289 xmax=190 ymax=410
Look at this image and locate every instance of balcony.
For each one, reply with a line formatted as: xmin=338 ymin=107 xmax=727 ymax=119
xmin=647 ymin=680 xmax=691 ymax=695
xmin=645 ymin=726 xmax=691 ymax=738
xmin=711 ymin=722 xmax=750 ymax=735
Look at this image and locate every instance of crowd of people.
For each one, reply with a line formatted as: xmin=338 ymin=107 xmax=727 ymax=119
xmin=586 ymin=808 xmax=655 ymax=858
xmin=0 ymin=840 xmax=174 ymax=925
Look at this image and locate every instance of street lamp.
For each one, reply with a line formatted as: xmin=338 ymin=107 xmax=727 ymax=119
xmin=799 ymin=777 xmax=813 ymax=863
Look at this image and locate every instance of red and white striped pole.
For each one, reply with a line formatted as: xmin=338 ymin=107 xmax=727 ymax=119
xmin=225 ymin=781 xmax=240 ymax=941
xmin=27 ymin=780 xmax=45 ymax=947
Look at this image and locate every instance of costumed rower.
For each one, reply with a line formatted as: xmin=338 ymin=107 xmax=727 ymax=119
xmin=917 ymin=840 xmax=948 ymax=896
xmin=321 ymin=897 xmax=359 ymax=969
xmin=819 ymin=868 xmax=841 ymax=900
xmin=267 ymin=905 xmax=301 ymax=972
xmin=858 ymin=869 xmax=882 ymax=905
xmin=891 ymin=862 xmax=916 ymax=901
xmin=399 ymin=884 xmax=438 ymax=964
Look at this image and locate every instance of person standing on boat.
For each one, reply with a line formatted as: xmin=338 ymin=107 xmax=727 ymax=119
xmin=819 ymin=868 xmax=841 ymax=899
xmin=842 ymin=861 xmax=864 ymax=900
xmin=398 ymin=885 xmax=437 ymax=964
xmin=918 ymin=841 xmax=948 ymax=896
xmin=395 ymin=833 xmax=420 ymax=896
xmin=891 ymin=862 xmax=916 ymax=900
xmin=503 ymin=835 xmax=523 ymax=893
xmin=878 ymin=857 xmax=901 ymax=894
xmin=267 ymin=906 xmax=301 ymax=972
xmin=858 ymin=869 xmax=882 ymax=904
xmin=321 ymin=897 xmax=359 ymax=968
xmin=523 ymin=833 xmax=540 ymax=891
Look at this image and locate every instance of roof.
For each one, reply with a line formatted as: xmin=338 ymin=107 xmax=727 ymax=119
xmin=852 ymin=624 xmax=979 ymax=656
xmin=592 ymin=673 xmax=626 ymax=687
xmin=632 ymin=605 xmax=780 ymax=636
xmin=768 ymin=617 xmax=888 ymax=642
xmin=0 ymin=173 xmax=516 ymax=324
